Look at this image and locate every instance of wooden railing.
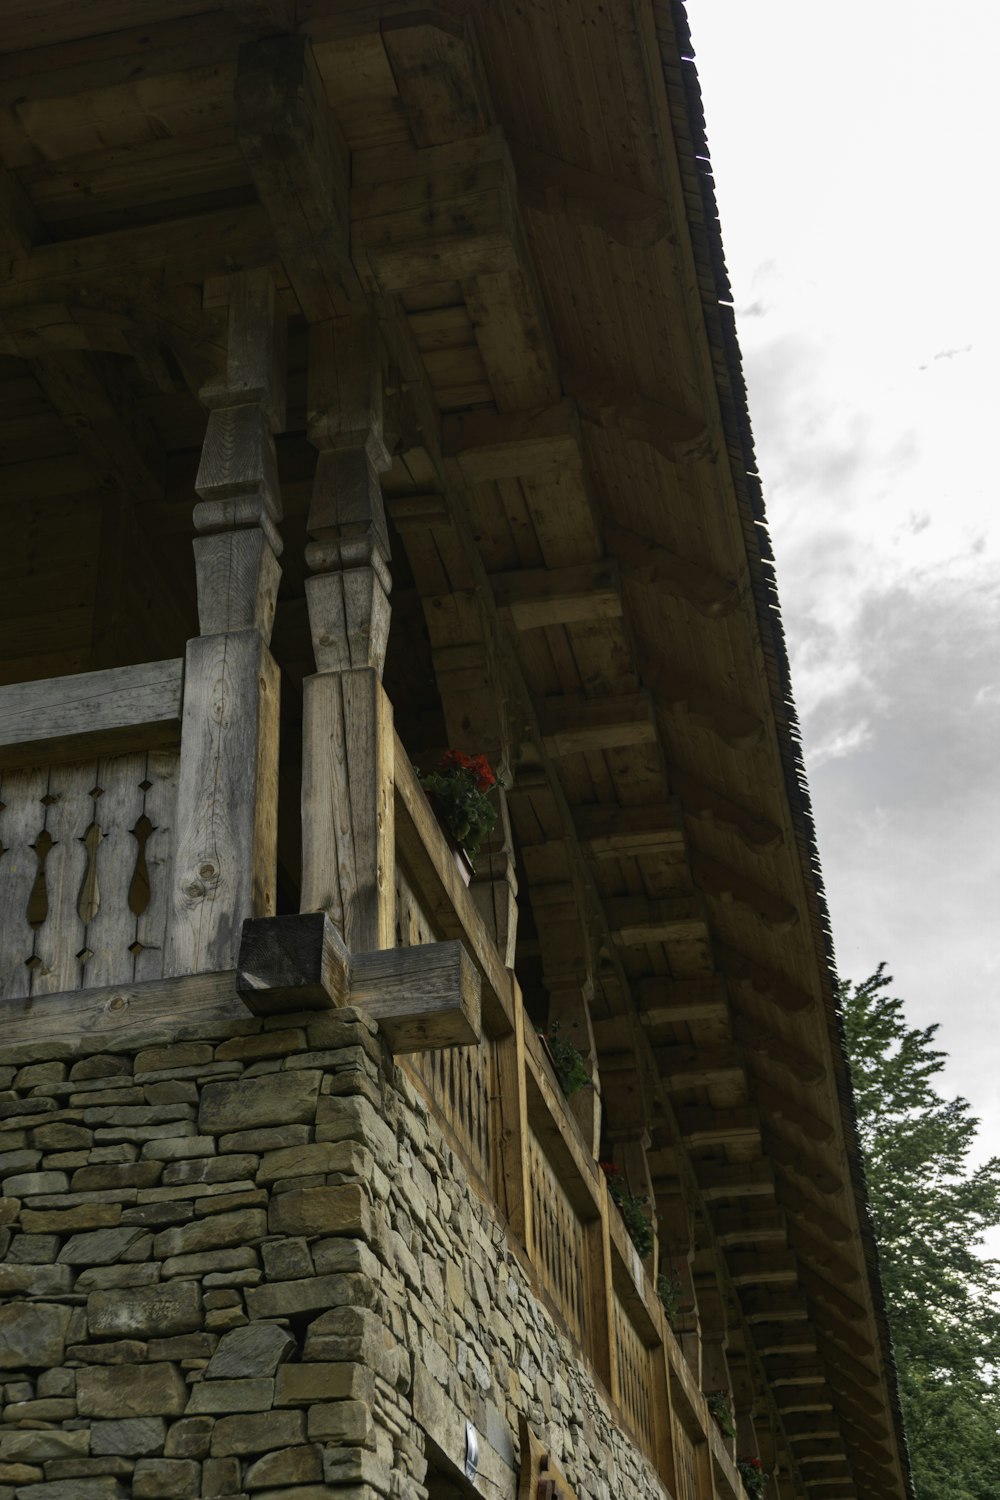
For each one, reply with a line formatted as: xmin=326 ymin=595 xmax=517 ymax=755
xmin=390 ymin=756 xmax=750 ymax=1500
xmin=0 ymin=662 xmax=186 ymax=1003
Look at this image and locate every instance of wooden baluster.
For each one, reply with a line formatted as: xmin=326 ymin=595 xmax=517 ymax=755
xmin=166 ymin=268 xmax=284 ymax=977
xmin=301 ymin=313 xmax=395 ymax=952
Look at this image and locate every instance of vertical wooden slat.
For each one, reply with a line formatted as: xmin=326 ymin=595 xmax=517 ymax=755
xmin=132 ymin=749 xmax=179 ymax=982
xmin=30 ymin=759 xmax=92 ymax=995
xmin=81 ymin=751 xmax=146 ymax=989
xmin=0 ymin=766 xmax=48 ymax=999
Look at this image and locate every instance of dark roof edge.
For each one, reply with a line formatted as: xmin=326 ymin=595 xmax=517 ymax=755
xmin=661 ymin=3 xmax=914 ymax=1492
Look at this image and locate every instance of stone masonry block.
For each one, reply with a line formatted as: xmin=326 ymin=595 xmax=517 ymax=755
xmin=210 ymin=1409 xmax=305 ymax=1457
xmin=205 ymin=1322 xmax=295 ymax=1379
xmin=152 ymin=1208 xmax=266 ymax=1259
xmin=77 ymin=1363 xmax=188 ymax=1418
xmin=314 ymin=1096 xmax=397 ymax=1168
xmin=199 ymin=1072 xmax=322 ymax=1134
xmin=87 ymin=1282 xmax=203 ymax=1340
xmin=185 ymin=1378 xmax=275 ymax=1414
xmin=267 ymin=1185 xmax=373 ymax=1240
xmin=242 ymin=1444 xmax=322 ymax=1488
xmin=0 ymin=1301 xmax=71 ymax=1368
xmin=274 ymin=1363 xmax=374 ymax=1407
xmin=257 ymin=1141 xmax=370 ymax=1184
xmin=131 ymin=1458 xmax=201 ymax=1499
xmin=90 ymin=1419 xmax=167 ymax=1457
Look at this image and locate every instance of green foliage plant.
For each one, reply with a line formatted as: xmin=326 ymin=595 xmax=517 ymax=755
xmin=707 ymin=1390 xmax=736 ymax=1441
xmin=736 ymin=1457 xmax=764 ymax=1500
xmin=841 ymin=965 xmax=1000 ymax=1500
xmin=657 ymin=1266 xmax=683 ymax=1326
xmin=417 ymin=750 xmax=503 ymax=868
xmin=538 ymin=1020 xmax=590 ymax=1097
xmin=600 ymin=1161 xmax=654 ymax=1258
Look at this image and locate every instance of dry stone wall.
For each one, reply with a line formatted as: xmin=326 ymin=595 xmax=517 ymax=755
xmin=0 ymin=1002 xmax=668 ymax=1500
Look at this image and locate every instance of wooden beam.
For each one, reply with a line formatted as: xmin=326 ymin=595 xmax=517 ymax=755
xmin=670 ymin=771 xmax=783 ymax=853
xmin=236 ymin=35 xmax=359 ymax=321
xmin=767 ymin=1136 xmax=842 ymax=1196
xmin=490 ymin=560 xmax=622 ymax=629
xmin=604 ymin=518 xmax=739 ymax=618
xmin=750 ymin=1325 xmax=818 ymax=1355
xmin=443 ymin=399 xmax=581 ymax=481
xmin=727 ymin=1251 xmax=799 ymax=1287
xmin=643 ymin=658 xmax=763 ymax=749
xmin=609 ymin=896 xmax=708 ymax=948
xmin=715 ymin=941 xmax=814 ymax=1013
xmin=573 ymin=799 xmax=685 ymax=859
xmin=0 ymin=208 xmax=276 ymax=305
xmin=773 ymin=1386 xmax=836 ymax=1414
xmin=352 ymin=134 xmax=519 ymax=293
xmin=509 ymin=140 xmax=673 ymax=249
xmin=698 ymin=1160 xmax=775 ymax=1201
xmin=563 ymin=370 xmax=711 ymax=464
xmin=693 ymin=851 xmax=799 ymax=932
xmin=635 ymin=975 xmax=727 ymax=1023
xmin=740 ymin=1289 xmax=809 ymax=1324
xmin=776 ymin=1182 xmax=852 ymax=1244
xmin=735 ymin=1017 xmax=825 ymax=1085
xmin=0 ymin=659 xmax=183 ymax=770
xmin=219 ymin=0 xmax=296 ymax=30
xmin=382 ymin=11 xmax=492 ymax=147
xmin=677 ymin=1107 xmax=760 ymax=1150
xmin=711 ymin=1207 xmax=786 ymax=1245
xmin=538 ymin=692 xmax=658 ymax=757
xmin=657 ymin=1040 xmax=744 ymax=1087
xmin=760 ymin=1089 xmax=835 ymax=1147
xmin=762 ymin=1356 xmax=828 ymax=1386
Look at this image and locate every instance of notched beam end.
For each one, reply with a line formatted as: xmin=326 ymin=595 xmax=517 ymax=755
xmin=351 ymin=939 xmax=482 ymax=1052
xmin=237 ymin=912 xmax=350 ymax=1014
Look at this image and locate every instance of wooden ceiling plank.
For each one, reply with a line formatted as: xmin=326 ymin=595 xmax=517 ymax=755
xmin=443 ymin=398 xmax=582 ymax=481
xmin=573 ymin=799 xmax=684 ymax=857
xmin=510 ymin=138 xmax=673 ymax=248
xmin=692 ymin=850 xmax=799 ymax=932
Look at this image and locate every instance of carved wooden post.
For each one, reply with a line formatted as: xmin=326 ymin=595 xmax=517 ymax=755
xmin=301 ymin=313 xmax=395 ymax=952
xmin=166 ymin=269 xmax=285 ymax=976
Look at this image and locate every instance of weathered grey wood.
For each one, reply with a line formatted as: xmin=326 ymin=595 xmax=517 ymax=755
xmin=132 ymin=750 xmax=179 ymax=983
xmin=382 ymin=12 xmax=491 ymax=147
xmin=166 ymin=630 xmax=280 ymax=977
xmin=0 ymin=765 xmax=47 ymax=999
xmin=300 ymin=667 xmax=395 ymax=953
xmin=28 ymin=759 xmax=92 ymax=997
xmin=200 ymin=265 xmax=287 ymax=431
xmin=193 ymin=528 xmax=282 ymax=643
xmin=351 ymin=941 xmax=481 ymax=1052
xmin=0 ymin=659 xmax=183 ymax=770
xmin=0 ymin=969 xmax=248 ymax=1048
xmin=538 ymin=692 xmax=658 ymax=757
xmin=237 ymin=911 xmax=351 ymax=1014
xmin=81 ymin=752 xmax=146 ymax=990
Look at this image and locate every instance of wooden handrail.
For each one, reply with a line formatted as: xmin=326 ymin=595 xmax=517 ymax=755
xmin=392 ymin=732 xmax=513 ymax=1034
xmin=0 ymin=658 xmax=183 ymax=769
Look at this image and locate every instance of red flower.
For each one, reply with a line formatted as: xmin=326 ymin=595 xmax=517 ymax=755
xmin=441 ymin=750 xmax=473 ymax=772
xmin=599 ymin=1161 xmax=621 ymax=1178
xmin=470 ymin=754 xmax=496 ymax=790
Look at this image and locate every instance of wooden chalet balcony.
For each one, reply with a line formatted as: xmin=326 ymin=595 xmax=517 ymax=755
xmin=0 ymin=648 xmax=747 ymax=1499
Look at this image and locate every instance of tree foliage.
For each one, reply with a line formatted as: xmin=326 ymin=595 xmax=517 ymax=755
xmin=840 ymin=965 xmax=1000 ymax=1500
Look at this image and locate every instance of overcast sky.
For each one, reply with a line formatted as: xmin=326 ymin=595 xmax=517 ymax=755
xmin=689 ymin=3 xmax=1000 ymax=1191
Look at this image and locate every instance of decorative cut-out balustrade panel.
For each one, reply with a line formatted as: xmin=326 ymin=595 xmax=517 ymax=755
xmin=527 ymin=1125 xmax=588 ymax=1346
xmin=0 ymin=750 xmax=177 ymax=1000
xmin=613 ymin=1294 xmax=658 ymax=1460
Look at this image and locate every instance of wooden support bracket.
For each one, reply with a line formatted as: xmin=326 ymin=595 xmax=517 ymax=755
xmin=236 ymin=912 xmax=481 ymax=1052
